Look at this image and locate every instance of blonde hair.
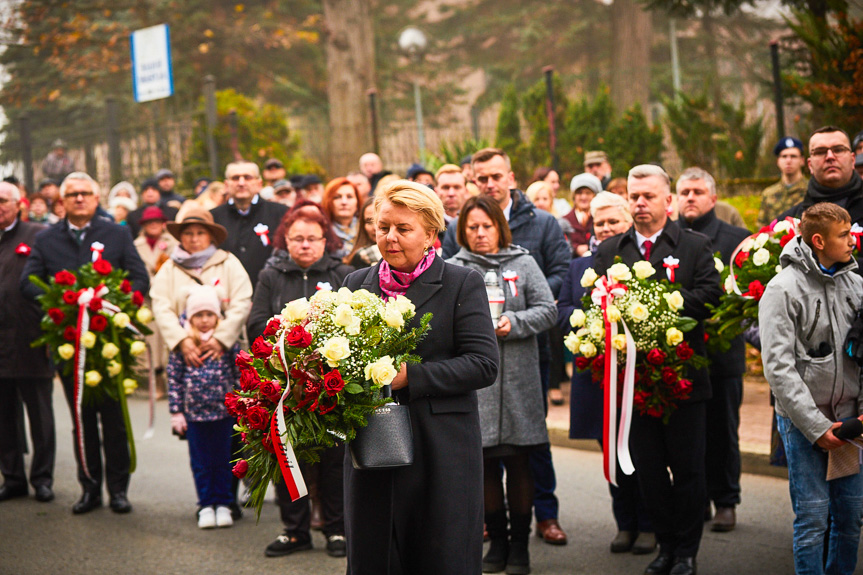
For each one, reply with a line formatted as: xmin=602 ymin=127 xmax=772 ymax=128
xmin=374 ymin=179 xmax=446 ymax=233
xmin=590 ymin=191 xmax=632 ymax=221
xmin=525 ymin=181 xmax=557 ymax=217
xmin=435 ymin=163 xmax=464 ymax=181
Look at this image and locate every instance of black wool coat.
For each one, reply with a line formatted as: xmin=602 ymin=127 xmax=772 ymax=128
xmin=342 ymin=255 xmax=499 ymax=575
xmin=594 ymin=220 xmax=722 ymax=403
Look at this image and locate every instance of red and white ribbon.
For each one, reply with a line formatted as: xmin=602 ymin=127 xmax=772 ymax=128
xmin=90 ymin=242 xmax=105 ymax=262
xmin=502 ymin=270 xmax=519 ymax=297
xmin=272 ymin=329 xmax=308 ymax=501
xmin=316 ymin=282 xmax=332 ymax=291
xmin=254 ymin=223 xmax=270 ymax=247
xmin=852 ymin=224 xmax=863 ymax=251
xmin=663 ymin=256 xmax=679 ymax=283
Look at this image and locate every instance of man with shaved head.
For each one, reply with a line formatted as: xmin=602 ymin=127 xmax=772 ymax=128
xmin=358 ymin=152 xmax=391 ymax=194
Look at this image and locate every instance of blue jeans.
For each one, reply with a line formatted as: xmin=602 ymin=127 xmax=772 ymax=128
xmin=186 ymin=418 xmax=235 ymax=507
xmin=777 ymin=415 xmax=863 ymax=575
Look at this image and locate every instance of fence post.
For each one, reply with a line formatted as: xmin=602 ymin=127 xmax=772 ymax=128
xmin=471 ymin=106 xmax=480 ymax=142
xmin=204 ymin=75 xmax=219 ymax=179
xmin=543 ymin=66 xmax=559 ymax=174
xmin=19 ymin=113 xmax=33 ymax=193
xmin=770 ymin=41 xmax=785 ymax=140
xmin=367 ymin=88 xmax=379 ymax=155
xmin=106 ymin=97 xmax=122 ymax=184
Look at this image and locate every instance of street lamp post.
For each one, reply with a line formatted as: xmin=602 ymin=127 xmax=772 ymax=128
xmin=398 ymin=26 xmax=428 ymax=158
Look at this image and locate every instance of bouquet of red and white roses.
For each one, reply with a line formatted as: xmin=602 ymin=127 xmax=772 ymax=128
xmin=227 ymin=287 xmax=431 ymax=517
xmin=29 ymin=256 xmax=153 ymax=474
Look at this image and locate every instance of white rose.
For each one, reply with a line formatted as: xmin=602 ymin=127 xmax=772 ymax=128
xmin=724 ymin=275 xmax=736 ymax=294
xmin=344 ymin=316 xmax=362 ymax=336
xmin=130 ymin=341 xmax=147 ymax=356
xmin=589 ymin=320 xmax=605 ymax=340
xmin=336 ymin=287 xmax=353 ymax=305
xmin=753 ymin=233 xmax=770 ymax=249
xmin=775 ymin=265 xmax=783 ymax=274
xmin=739 ymin=237 xmax=755 ymax=252
xmin=112 ymin=313 xmax=130 ymax=329
xmin=575 ymin=328 xmax=589 ymax=339
xmin=393 ymin=295 xmax=416 ymax=317
xmin=666 ymin=327 xmax=684 ymax=346
xmin=752 ymin=248 xmax=770 ymax=267
xmin=58 ymin=344 xmax=75 ymax=360
xmin=564 ymin=332 xmax=580 ymax=354
xmin=382 ymin=305 xmax=405 ymax=329
xmin=773 ymin=221 xmax=792 ymax=234
xmin=333 ymin=304 xmax=356 ymax=328
xmin=101 ymin=342 xmax=120 ymax=360
xmin=282 ymin=298 xmax=311 ymax=323
xmin=364 ymin=355 xmax=397 ymax=386
xmin=107 ymin=360 xmax=123 ymax=377
xmin=607 ymin=263 xmax=632 ymax=282
xmin=714 ymin=257 xmax=724 ymax=273
xmin=628 ymin=301 xmax=649 ymax=322
xmin=606 ymin=304 xmax=622 ymax=323
xmin=579 ymin=341 xmax=597 ymax=358
xmin=320 ymin=336 xmax=351 ymax=367
xmin=663 ymin=290 xmax=684 ymax=311
xmin=569 ymin=309 xmax=587 ymax=328
xmin=580 ymin=268 xmax=599 ymax=288
xmin=612 ymin=334 xmax=627 ymax=351
xmin=80 ymin=331 xmax=96 ymax=349
xmin=84 ymin=370 xmax=102 ymax=387
xmin=311 ymin=289 xmax=336 ymax=305
xmin=350 ymin=289 xmax=375 ymax=308
xmin=632 ymin=260 xmax=656 ymax=280
xmin=123 ymin=378 xmax=138 ymax=395
xmin=136 ymin=307 xmax=153 ymax=325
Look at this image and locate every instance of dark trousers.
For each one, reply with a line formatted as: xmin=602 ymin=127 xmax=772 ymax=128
xmin=531 ymin=354 xmax=559 ymax=522
xmin=60 ymin=374 xmax=130 ymax=496
xmin=547 ymin=325 xmax=567 ymax=390
xmin=276 ymin=442 xmax=345 ymax=538
xmin=705 ymin=373 xmax=742 ymax=508
xmin=597 ymin=438 xmax=653 ymax=533
xmin=0 ymin=377 xmax=55 ymax=489
xmin=186 ymin=418 xmax=234 ymax=507
xmin=632 ymin=401 xmax=706 ymax=559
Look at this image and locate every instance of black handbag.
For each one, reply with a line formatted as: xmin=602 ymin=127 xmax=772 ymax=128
xmin=349 ymin=387 xmax=414 ymax=470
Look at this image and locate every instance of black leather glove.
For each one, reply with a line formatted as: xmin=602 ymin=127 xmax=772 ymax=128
xmin=844 ymin=309 xmax=863 ymax=366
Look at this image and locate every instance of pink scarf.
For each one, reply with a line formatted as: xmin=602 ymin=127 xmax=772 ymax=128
xmin=379 ymin=250 xmax=435 ymax=299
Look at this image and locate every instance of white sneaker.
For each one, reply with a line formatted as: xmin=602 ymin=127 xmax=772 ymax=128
xmin=198 ymin=506 xmax=216 ymax=529
xmin=215 ymin=505 xmax=233 ymax=528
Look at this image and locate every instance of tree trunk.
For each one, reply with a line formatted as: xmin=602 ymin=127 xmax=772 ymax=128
xmin=702 ymin=12 xmax=722 ymax=111
xmin=322 ymin=0 xmax=376 ymax=177
xmin=610 ymin=0 xmax=653 ymax=113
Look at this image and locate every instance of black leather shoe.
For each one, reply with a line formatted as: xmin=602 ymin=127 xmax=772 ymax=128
xmin=72 ymin=492 xmax=102 ymax=514
xmin=644 ymin=552 xmax=675 ymax=575
xmin=34 ymin=485 xmax=55 ymax=502
xmin=109 ymin=492 xmax=132 ymax=514
xmin=669 ymin=556 xmax=696 ymax=575
xmin=0 ymin=484 xmax=27 ymax=501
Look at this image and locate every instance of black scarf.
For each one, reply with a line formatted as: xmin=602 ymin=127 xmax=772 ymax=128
xmin=803 ymin=170 xmax=863 ymax=207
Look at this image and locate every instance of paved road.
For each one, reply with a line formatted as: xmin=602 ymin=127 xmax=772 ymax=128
xmin=0 ymin=386 xmax=855 ymax=575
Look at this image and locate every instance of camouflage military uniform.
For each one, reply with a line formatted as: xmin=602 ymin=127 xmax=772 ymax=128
xmin=757 ymin=178 xmax=808 ymax=228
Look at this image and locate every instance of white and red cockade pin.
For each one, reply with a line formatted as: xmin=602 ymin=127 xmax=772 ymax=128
xmin=15 ymin=242 xmax=30 ymax=256
xmin=90 ymin=241 xmax=105 ymax=262
xmin=316 ymin=281 xmax=332 ymax=291
xmin=663 ymin=256 xmax=680 ymax=283
xmin=254 ymin=223 xmax=270 ymax=247
xmin=502 ymin=270 xmax=519 ymax=297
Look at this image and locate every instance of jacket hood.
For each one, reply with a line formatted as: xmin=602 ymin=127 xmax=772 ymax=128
xmin=449 ymin=245 xmax=531 ymax=268
xmin=779 ymin=235 xmax=858 ymax=279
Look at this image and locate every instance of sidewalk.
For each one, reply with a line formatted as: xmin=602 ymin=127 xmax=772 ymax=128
xmin=547 ymin=374 xmax=786 ymax=479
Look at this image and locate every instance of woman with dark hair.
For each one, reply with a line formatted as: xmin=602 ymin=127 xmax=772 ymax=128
xmin=247 ymin=205 xmax=354 ymax=559
xmin=447 ymin=195 xmax=556 ymax=575
xmin=343 ymin=196 xmax=381 ymax=269
xmin=322 ymin=177 xmax=363 ymax=258
xmin=529 ymin=166 xmax=561 ymax=196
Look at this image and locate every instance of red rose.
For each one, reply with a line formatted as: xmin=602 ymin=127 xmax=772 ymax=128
xmin=646 ymin=405 xmax=664 ymax=418
xmin=574 ymin=356 xmax=590 ymax=371
xmin=55 ymin=270 xmax=76 ymax=286
xmin=132 ymin=291 xmax=144 ymax=306
xmin=93 ymin=259 xmax=112 ymax=275
xmin=236 ymin=397 xmax=254 ymax=415
xmin=239 ymin=368 xmax=261 ymax=392
xmin=244 ymin=405 xmax=270 ymax=431
xmin=259 ymin=380 xmax=283 ymax=403
xmin=646 ymin=348 xmax=667 ymax=365
xmin=634 ymin=390 xmax=649 ymax=407
xmin=88 ymin=297 xmax=103 ymax=312
xmin=90 ymin=314 xmax=108 ymax=332
xmin=120 ymin=279 xmax=132 ymax=294
xmin=225 ymin=392 xmax=240 ymax=416
xmin=675 ymin=342 xmax=694 ymax=361
xmin=63 ymin=326 xmax=77 ymax=341
xmin=263 ymin=318 xmax=282 ymax=338
xmin=285 ymin=325 xmax=313 ymax=349
xmin=261 ymin=432 xmax=276 ymax=453
xmin=231 ymin=459 xmax=249 ymax=479
xmin=323 ymin=370 xmax=345 ymax=396
xmin=674 ymin=378 xmax=693 ymax=397
xmin=661 ymin=367 xmax=679 ymax=385
xmin=235 ymin=350 xmax=253 ymax=369
xmin=251 ymin=336 xmax=274 ymax=359
xmin=63 ymin=290 xmax=79 ymax=305
xmin=15 ymin=243 xmax=31 ymax=256
xmin=48 ymin=308 xmax=65 ymax=325
xmin=746 ymin=280 xmax=765 ymax=301
xmin=592 ymin=354 xmax=605 ymax=373
xmin=779 ymin=232 xmax=794 ymax=247
xmin=734 ymin=250 xmax=749 ymax=268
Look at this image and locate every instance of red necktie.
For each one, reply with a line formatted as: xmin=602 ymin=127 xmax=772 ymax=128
xmin=642 ymin=240 xmax=653 ymax=260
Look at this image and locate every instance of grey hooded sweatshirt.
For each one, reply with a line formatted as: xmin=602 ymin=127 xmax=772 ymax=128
xmin=760 ymin=235 xmax=863 ymax=444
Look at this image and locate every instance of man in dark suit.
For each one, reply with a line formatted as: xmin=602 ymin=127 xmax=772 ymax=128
xmin=21 ymin=172 xmax=149 ymax=515
xmin=676 ymin=167 xmax=751 ymax=534
xmin=594 ymin=165 xmax=722 ymax=575
xmin=0 ymin=182 xmax=55 ymax=504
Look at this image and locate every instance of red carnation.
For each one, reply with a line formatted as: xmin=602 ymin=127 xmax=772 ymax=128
xmin=661 ymin=367 xmax=679 ymax=385
xmin=734 ymin=250 xmax=749 ymax=268
xmin=304 ymin=378 xmax=323 ymax=396
xmin=746 ymin=280 xmax=765 ymax=301
xmin=90 ymin=314 xmax=108 ymax=332
xmin=259 ymin=380 xmax=283 ymax=403
xmin=779 ymin=232 xmax=795 ymax=247
xmin=239 ymin=368 xmax=261 ymax=392
xmin=231 ymin=459 xmax=249 ymax=479
xmin=263 ymin=318 xmax=282 ymax=338
xmin=244 ymin=405 xmax=270 ymax=431
xmin=646 ymin=348 xmax=667 ymax=365
xmin=48 ymin=308 xmax=65 ymax=325
xmin=225 ymin=392 xmax=240 ymax=416
xmin=88 ymin=297 xmax=103 ymax=312
xmin=63 ymin=290 xmax=78 ymax=305
xmin=323 ymin=370 xmax=345 ymax=396
xmin=675 ymin=342 xmax=694 ymax=361
xmin=93 ymin=259 xmax=112 ymax=275
xmin=63 ymin=326 xmax=77 ymax=341
xmin=55 ymin=270 xmax=76 ymax=286
xmin=132 ymin=291 xmax=144 ymax=307
xmin=574 ymin=356 xmax=590 ymax=371
xmin=120 ymin=279 xmax=132 ymax=294
xmin=15 ymin=243 xmax=31 ymax=256
xmin=285 ymin=325 xmax=313 ymax=349
xmin=235 ymin=350 xmax=253 ymax=369
xmin=251 ymin=336 xmax=274 ymax=359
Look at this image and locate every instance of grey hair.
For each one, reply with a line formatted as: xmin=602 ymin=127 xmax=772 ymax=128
xmin=676 ymin=167 xmax=716 ymax=196
xmin=627 ymin=164 xmax=671 ymax=192
xmin=225 ymin=161 xmax=261 ymax=179
xmin=0 ymin=181 xmax=21 ymax=201
xmin=60 ymin=172 xmax=101 ymax=198
xmin=590 ymin=191 xmax=632 ymax=221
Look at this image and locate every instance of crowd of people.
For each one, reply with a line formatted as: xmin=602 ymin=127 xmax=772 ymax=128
xmin=2 ymin=126 xmax=863 ymax=575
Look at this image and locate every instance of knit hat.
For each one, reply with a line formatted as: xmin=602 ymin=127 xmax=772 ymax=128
xmin=569 ymin=172 xmax=603 ymax=195
xmin=185 ymin=285 xmax=222 ymax=320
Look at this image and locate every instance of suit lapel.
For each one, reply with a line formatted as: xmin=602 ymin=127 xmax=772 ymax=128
xmin=359 ymin=263 xmax=384 ymax=297
xmin=403 ymin=256 xmax=444 ymax=310
xmin=648 ymin=221 xmax=681 ymax=279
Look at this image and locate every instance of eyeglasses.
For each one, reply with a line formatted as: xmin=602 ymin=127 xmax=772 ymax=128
xmin=475 ymin=173 xmax=507 ymax=185
xmin=65 ymin=191 xmax=95 ymax=199
xmin=228 ymin=174 xmax=258 ymax=182
xmin=287 ymin=236 xmax=325 ymax=245
xmin=810 ymin=146 xmax=852 ymax=158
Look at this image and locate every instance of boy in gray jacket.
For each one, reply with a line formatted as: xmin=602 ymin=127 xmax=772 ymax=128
xmin=760 ymin=202 xmax=863 ymax=575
